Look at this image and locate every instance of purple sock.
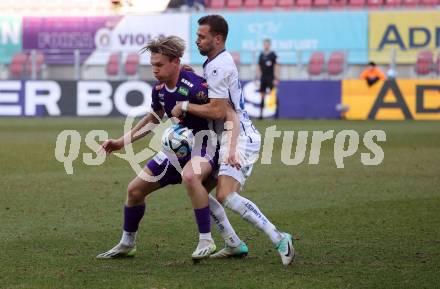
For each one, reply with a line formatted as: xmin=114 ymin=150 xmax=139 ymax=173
xmin=194 ymin=206 xmax=211 ymax=234
xmin=123 ymin=204 xmax=145 ymax=233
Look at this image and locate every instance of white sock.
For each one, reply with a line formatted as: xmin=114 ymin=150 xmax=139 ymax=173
xmin=120 ymin=230 xmax=137 ymax=247
xmin=199 ymin=232 xmax=212 ymax=241
xmin=224 ymin=192 xmax=283 ymax=246
xmin=209 ymin=194 xmax=242 ymax=248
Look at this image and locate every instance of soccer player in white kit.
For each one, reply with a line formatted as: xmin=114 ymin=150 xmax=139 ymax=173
xmin=172 ymin=15 xmax=294 ymax=265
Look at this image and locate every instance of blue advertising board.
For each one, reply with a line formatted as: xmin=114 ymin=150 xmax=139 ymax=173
xmin=190 ymin=12 xmax=368 ymax=65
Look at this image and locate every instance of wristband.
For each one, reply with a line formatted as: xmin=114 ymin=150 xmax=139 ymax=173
xmin=181 ymin=101 xmax=189 ymax=112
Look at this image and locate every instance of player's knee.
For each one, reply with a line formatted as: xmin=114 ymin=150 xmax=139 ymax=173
xmin=215 ymin=191 xmax=229 ymax=204
xmin=181 ymin=170 xmax=201 ymax=188
xmin=126 ymin=183 xmax=145 ymax=204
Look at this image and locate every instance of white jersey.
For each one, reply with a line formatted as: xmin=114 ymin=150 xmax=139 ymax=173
xmin=203 ymin=50 xmax=258 ymax=138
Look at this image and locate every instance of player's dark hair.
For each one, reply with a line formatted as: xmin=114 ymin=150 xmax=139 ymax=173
xmin=198 ymin=15 xmax=228 ymax=42
xmin=368 ymin=61 xmax=376 ymax=67
xmin=140 ymin=35 xmax=185 ymax=60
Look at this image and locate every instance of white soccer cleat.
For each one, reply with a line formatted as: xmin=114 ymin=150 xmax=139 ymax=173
xmin=96 ymin=243 xmax=137 ymax=259
xmin=210 ymin=241 xmax=249 ymax=258
xmin=191 ymin=239 xmax=216 ymax=260
xmin=276 ymin=233 xmax=295 ymax=266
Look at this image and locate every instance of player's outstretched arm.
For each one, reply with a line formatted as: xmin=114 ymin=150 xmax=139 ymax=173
xmin=100 ymin=109 xmax=164 ymax=155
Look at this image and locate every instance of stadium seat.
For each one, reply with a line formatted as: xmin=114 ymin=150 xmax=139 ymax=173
xmin=106 ymin=53 xmax=120 ymax=76
xmin=124 ymin=53 xmax=140 ymax=76
xmin=278 ymin=0 xmax=295 ymax=8
xmin=401 ymin=0 xmax=418 ymax=6
xmin=307 ymin=51 xmax=325 ymax=76
xmin=243 ymin=0 xmax=260 ymax=8
xmin=208 ymin=0 xmax=226 ymax=9
xmin=330 ymin=0 xmax=348 ymax=8
xmin=419 ymin=0 xmax=438 ymax=5
xmin=435 ymin=54 xmax=440 ymax=75
xmin=383 ymin=0 xmax=401 ymax=7
xmin=296 ymin=0 xmax=313 ymax=8
xmin=314 ymin=0 xmax=331 ymax=8
xmin=327 ymin=51 xmax=346 ymax=76
xmin=415 ymin=50 xmax=433 ymax=75
xmin=261 ymin=0 xmax=277 ymax=9
xmin=226 ymin=0 xmax=242 ymax=9
xmin=9 ymin=53 xmax=28 ymax=79
xmin=25 ymin=51 xmax=45 ymax=78
xmin=348 ymin=0 xmax=365 ymax=7
xmin=366 ymin=0 xmax=383 ymax=7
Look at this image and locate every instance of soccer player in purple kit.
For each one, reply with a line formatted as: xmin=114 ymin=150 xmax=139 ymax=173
xmin=96 ymin=36 xmax=247 ymax=260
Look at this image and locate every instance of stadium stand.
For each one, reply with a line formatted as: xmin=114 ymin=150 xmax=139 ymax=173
xmin=314 ymin=0 xmax=331 ymax=8
xmin=419 ymin=0 xmax=438 ymax=5
xmin=9 ymin=53 xmax=28 ymax=79
xmin=348 ymin=0 xmax=366 ymax=8
xmin=330 ymin=0 xmax=348 ymax=8
xmin=106 ymin=53 xmax=121 ymax=77
xmin=261 ymin=0 xmax=278 ymax=8
xmin=226 ymin=0 xmax=243 ymax=9
xmin=366 ymin=0 xmax=383 ymax=8
xmin=296 ymin=0 xmax=314 ymax=8
xmin=327 ymin=51 xmax=346 ymax=76
xmin=278 ymin=0 xmax=295 ymax=9
xmin=244 ymin=0 xmax=261 ymax=8
xmin=208 ymin=0 xmax=226 ymax=9
xmin=25 ymin=52 xmax=46 ymax=78
xmin=435 ymin=53 xmax=440 ymax=75
xmin=415 ymin=50 xmax=433 ymax=75
xmin=384 ymin=0 xmax=402 ymax=7
xmin=307 ymin=51 xmax=325 ymax=76
xmin=124 ymin=53 xmax=140 ymax=77
xmin=401 ymin=0 xmax=418 ymax=6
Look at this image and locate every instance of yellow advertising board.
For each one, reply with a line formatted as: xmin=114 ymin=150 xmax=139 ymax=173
xmin=369 ymin=11 xmax=440 ymax=64
xmin=342 ymin=80 xmax=440 ymax=120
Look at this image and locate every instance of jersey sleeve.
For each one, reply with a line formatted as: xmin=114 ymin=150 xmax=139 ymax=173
xmin=205 ymin=66 xmax=231 ymax=99
xmin=272 ymin=52 xmax=278 ymax=64
xmin=151 ymin=83 xmax=163 ymax=111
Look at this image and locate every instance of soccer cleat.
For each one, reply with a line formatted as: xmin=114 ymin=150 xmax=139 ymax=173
xmin=96 ymin=243 xmax=137 ymax=259
xmin=209 ymin=241 xmax=249 ymax=259
xmin=191 ymin=239 xmax=217 ymax=260
xmin=276 ymin=232 xmax=294 ymax=266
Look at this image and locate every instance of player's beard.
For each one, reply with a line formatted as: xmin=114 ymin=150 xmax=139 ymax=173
xmin=198 ymin=43 xmax=214 ymax=56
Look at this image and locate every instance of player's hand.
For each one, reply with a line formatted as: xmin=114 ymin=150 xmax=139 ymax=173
xmin=181 ymin=64 xmax=195 ymax=72
xmin=227 ymin=148 xmax=241 ymax=170
xmin=171 ymin=103 xmax=183 ymax=118
xmin=273 ymin=79 xmax=280 ymax=87
xmin=99 ymin=138 xmax=124 ymax=155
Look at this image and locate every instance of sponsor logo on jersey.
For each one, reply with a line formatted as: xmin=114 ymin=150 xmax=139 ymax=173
xmin=181 ymin=78 xmax=194 ymax=88
xmin=178 ymin=86 xmax=189 ymax=96
xmin=196 ymin=91 xmax=208 ymax=102
xmin=212 ymin=69 xmax=218 ymax=77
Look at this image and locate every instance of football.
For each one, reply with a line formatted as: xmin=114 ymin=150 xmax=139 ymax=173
xmin=161 ymin=124 xmax=194 ymax=158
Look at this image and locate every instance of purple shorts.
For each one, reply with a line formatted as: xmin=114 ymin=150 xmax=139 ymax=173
xmin=146 ymin=147 xmax=219 ymax=188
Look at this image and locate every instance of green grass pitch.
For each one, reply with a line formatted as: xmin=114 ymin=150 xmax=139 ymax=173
xmin=1 ymin=118 xmax=439 ymax=289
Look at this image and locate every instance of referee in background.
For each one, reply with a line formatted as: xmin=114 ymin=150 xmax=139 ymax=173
xmin=256 ymin=38 xmax=279 ymax=120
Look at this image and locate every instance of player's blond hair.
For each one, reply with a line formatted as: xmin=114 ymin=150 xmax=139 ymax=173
xmin=140 ymin=36 xmax=186 ymax=60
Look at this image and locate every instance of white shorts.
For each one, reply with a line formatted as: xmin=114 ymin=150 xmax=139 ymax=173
xmin=218 ymin=129 xmax=261 ymax=186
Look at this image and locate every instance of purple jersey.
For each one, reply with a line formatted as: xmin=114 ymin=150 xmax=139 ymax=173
xmin=151 ymin=70 xmax=211 ymax=132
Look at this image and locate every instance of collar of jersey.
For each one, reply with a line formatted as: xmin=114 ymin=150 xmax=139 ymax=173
xmin=164 ymin=84 xmax=178 ymax=93
xmin=203 ymin=49 xmax=226 ymax=68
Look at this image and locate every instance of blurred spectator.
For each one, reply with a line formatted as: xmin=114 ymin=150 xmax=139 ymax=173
xmin=360 ymin=61 xmax=386 ymax=86
xmin=256 ymin=39 xmax=279 ymax=119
